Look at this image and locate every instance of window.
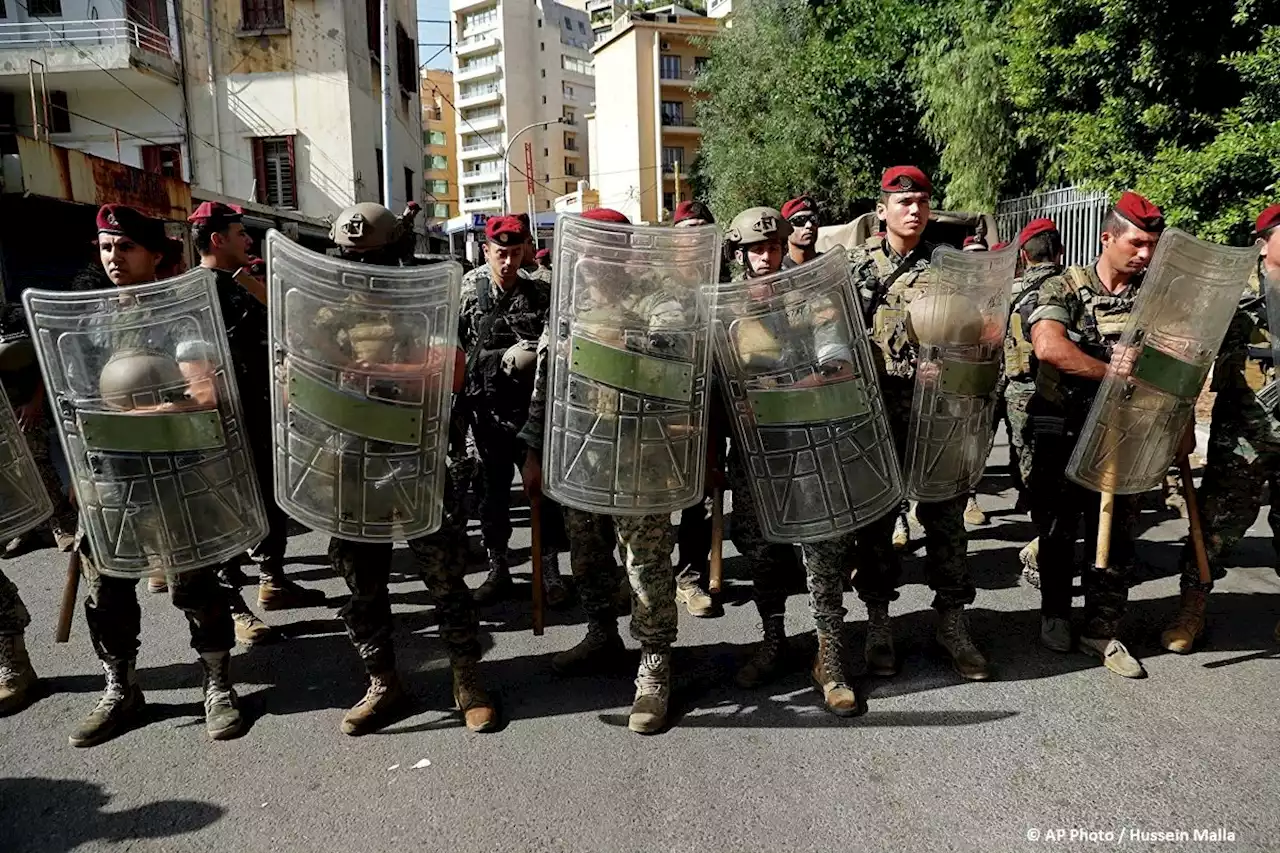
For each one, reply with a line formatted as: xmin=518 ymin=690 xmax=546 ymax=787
xmin=29 ymin=0 xmax=60 ymax=13
xmin=577 ymin=20 xmax=585 ymax=33
xmin=540 ymin=42 xmax=544 ymax=51
xmin=565 ymin=181 xmax=574 ymax=194
xmin=396 ymin=25 xmax=415 ymax=92
xmin=662 ymin=146 xmax=684 ymax=172
xmin=562 ymin=108 xmax=576 ymax=125
xmin=563 ymin=15 xmax=571 ymax=28
xmin=663 ymin=192 xmax=676 ymax=213
xmin=431 ymin=155 xmax=447 ymax=170
xmin=427 ymin=130 xmax=447 ymax=146
xmin=365 ymin=0 xmax=379 ymax=59
xmin=431 ymin=203 xmax=449 ymax=218
xmin=0 ymin=92 xmax=15 ymax=155
xmin=661 ymin=101 xmax=683 ymax=125
xmin=564 ymin=159 xmax=577 ymax=177
xmin=694 ymin=56 xmax=710 ymax=74
xmin=660 ymin=55 xmax=681 ymax=79
xmin=562 ymin=55 xmax=592 ymax=75
xmin=563 ymin=84 xmax=575 ymax=99
xmin=430 ymin=179 xmax=448 ymax=194
xmin=541 ymin=69 xmax=546 ymax=78
xmin=0 ymin=0 xmax=6 ymax=18
xmin=404 ymin=167 xmax=414 ymax=202
xmin=542 ymin=96 xmax=547 ymax=104
xmin=564 ymin=133 xmax=577 ymax=151
xmin=141 ymin=144 xmax=182 ymax=178
xmin=48 ymin=90 xmax=70 ymax=133
xmin=537 ymin=18 xmax=542 ymax=27
xmin=252 ymin=136 xmax=297 ymax=209
xmin=375 ymin=148 xmax=384 ymax=204
xmin=241 ymin=0 xmax=285 ymax=30
xmin=462 ymin=8 xmax=497 ymax=33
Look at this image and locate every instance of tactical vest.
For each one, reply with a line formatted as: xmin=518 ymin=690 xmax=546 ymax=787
xmin=864 ymin=239 xmax=933 ymax=379
xmin=1034 ymin=266 xmax=1137 ymax=405
xmin=1003 ymin=264 xmax=1060 ymax=382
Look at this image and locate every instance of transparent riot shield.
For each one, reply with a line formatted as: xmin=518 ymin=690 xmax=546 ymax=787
xmin=902 ymin=244 xmax=1016 ymax=502
xmin=544 ymin=215 xmax=720 ymax=515
xmin=267 ymin=230 xmax=461 ymax=541
xmin=1067 ymin=229 xmax=1258 ymax=494
xmin=711 ymin=250 xmax=901 ymax=542
xmin=0 ymin=384 xmax=53 ymax=543
xmin=23 ymin=269 xmax=267 ymax=577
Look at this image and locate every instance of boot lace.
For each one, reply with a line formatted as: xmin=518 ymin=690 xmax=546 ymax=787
xmin=201 ymin=656 xmax=234 ymax=713
xmin=634 ymin=652 xmax=668 ymax=698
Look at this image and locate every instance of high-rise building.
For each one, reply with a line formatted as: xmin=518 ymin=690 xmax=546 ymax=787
xmin=450 ymin=0 xmax=595 ymax=217
xmin=588 ymin=7 xmax=716 ymax=224
xmin=422 ymin=69 xmax=460 ymax=229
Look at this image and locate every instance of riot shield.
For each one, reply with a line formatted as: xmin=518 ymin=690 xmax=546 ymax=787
xmin=1067 ymin=229 xmax=1257 ymax=494
xmin=267 ymin=230 xmax=461 ymax=541
xmin=543 ymin=215 xmax=720 ymax=515
xmin=23 ymin=269 xmax=267 ymax=577
xmin=902 ymin=244 xmax=1016 ymax=502
xmin=711 ymin=250 xmax=901 ymax=542
xmin=0 ymin=384 xmax=53 ymax=543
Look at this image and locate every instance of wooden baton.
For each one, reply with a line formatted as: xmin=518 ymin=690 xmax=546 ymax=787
xmin=1094 ymin=489 xmax=1115 ymax=573
xmin=55 ymin=549 xmax=80 ymax=643
xmin=708 ymin=486 xmax=724 ymax=594
xmin=1179 ymin=455 xmax=1212 ymax=586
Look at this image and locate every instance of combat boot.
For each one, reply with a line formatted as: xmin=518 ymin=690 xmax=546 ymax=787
xmin=864 ymin=603 xmax=897 ymax=676
xmin=1019 ymin=538 xmax=1040 ymax=589
xmin=542 ymin=549 xmax=570 ymax=609
xmin=628 ymin=647 xmax=670 ymax=734
xmin=473 ymin=553 xmax=514 ymax=605
xmin=0 ymin=633 xmax=38 ymax=715
xmin=1078 ymin=635 xmax=1145 ymax=679
xmin=551 ymin=620 xmax=626 ymax=676
xmin=198 ymin=652 xmax=244 ymax=740
xmin=811 ymin=629 xmax=858 ymax=717
xmin=258 ymin=575 xmax=327 ymax=611
xmin=1039 ymin=616 xmax=1072 ymax=652
xmin=69 ymin=659 xmax=144 ymax=747
xmin=891 ymin=512 xmax=910 ymax=551
xmin=233 ymin=611 xmax=278 ymax=646
xmin=963 ymin=495 xmax=987 ymax=526
xmin=735 ymin=615 xmax=788 ymax=688
xmin=341 ymin=670 xmax=407 ymax=735
xmin=676 ymin=576 xmax=716 ymax=618
xmin=452 ymin=660 xmax=498 ymax=733
xmin=147 ymin=575 xmax=167 ymax=594
xmin=1161 ymin=589 xmax=1208 ymax=654
xmin=936 ymin=608 xmax=991 ymax=681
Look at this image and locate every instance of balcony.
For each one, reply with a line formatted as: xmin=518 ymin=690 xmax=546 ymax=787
xmin=462 ymin=194 xmax=504 ymax=212
xmin=457 ymin=83 xmax=502 ymax=109
xmin=461 ymin=111 xmax=503 ymax=133
xmin=585 ymin=0 xmax=615 ymax=12
xmin=0 ymin=18 xmax=179 ymax=83
xmin=455 ymin=61 xmax=500 ymax=83
xmin=661 ymin=115 xmax=700 ymax=134
xmin=460 ymin=140 xmax=500 ymax=160
xmin=455 ymin=30 xmax=500 ymax=58
xmin=659 ymin=68 xmax=702 ymax=88
xmin=451 ymin=0 xmax=498 ymax=13
xmin=661 ymin=161 xmax=686 ymax=175
xmin=460 ymin=164 xmax=503 ymax=185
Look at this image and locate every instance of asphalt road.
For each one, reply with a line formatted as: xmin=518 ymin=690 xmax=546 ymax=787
xmin=2 ymin=431 xmax=1278 ymax=853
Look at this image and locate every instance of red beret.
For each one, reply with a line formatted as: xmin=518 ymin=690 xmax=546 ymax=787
xmin=674 ymin=200 xmax=713 ymax=224
xmin=962 ymin=236 xmax=983 ymax=248
xmin=1114 ymin=191 xmax=1165 ymax=233
xmin=1255 ymin=204 xmax=1280 ymax=236
xmin=485 ymin=215 xmax=529 ymax=246
xmin=187 ymin=201 xmax=244 ymax=225
xmin=991 ymin=241 xmax=1009 ymax=251
xmin=581 ymin=208 xmax=631 ymax=224
xmin=535 ymin=248 xmax=550 ymax=260
xmin=96 ymin=204 xmax=170 ymax=252
xmin=1017 ymin=218 xmax=1058 ymax=246
xmin=515 ymin=213 xmax=532 ymax=235
xmin=781 ymin=196 xmax=817 ymax=220
xmin=880 ymin=166 xmax=932 ymax=195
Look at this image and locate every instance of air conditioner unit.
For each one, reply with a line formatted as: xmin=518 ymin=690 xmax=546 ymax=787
xmin=660 ymin=40 xmax=670 ymax=50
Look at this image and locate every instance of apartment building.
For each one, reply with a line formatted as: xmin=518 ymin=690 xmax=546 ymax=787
xmin=588 ymin=7 xmax=716 ymax=223
xmin=450 ymin=0 xmax=595 ymax=216
xmin=422 ymin=68 xmax=460 ymax=229
xmin=0 ymin=0 xmax=423 ymax=222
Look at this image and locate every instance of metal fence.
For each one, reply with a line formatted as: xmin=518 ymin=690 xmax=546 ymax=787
xmin=996 ymin=186 xmax=1110 ymax=268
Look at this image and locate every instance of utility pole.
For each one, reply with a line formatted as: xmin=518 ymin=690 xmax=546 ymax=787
xmin=380 ymin=0 xmax=395 ymax=208
xmin=525 ymin=142 xmax=536 ymax=249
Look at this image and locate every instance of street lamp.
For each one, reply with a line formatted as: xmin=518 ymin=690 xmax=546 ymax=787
xmin=501 ymin=118 xmax=563 ymax=215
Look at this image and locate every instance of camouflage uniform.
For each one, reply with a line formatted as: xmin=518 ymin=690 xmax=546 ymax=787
xmin=1028 ymin=264 xmax=1141 ymax=638
xmin=1003 ymin=262 xmax=1062 ymax=503
xmin=0 ymin=568 xmax=30 ymax=634
xmin=845 ymin=237 xmax=975 ymax=610
xmin=457 ymin=262 xmax=553 ymax=562
xmin=1180 ymin=259 xmax=1280 ymax=588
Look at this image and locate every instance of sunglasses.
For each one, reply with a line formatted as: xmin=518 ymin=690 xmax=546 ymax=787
xmin=788 ymin=214 xmax=817 ymax=227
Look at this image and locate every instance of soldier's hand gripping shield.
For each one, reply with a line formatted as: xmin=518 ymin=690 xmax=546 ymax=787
xmin=712 ymin=250 xmax=902 ymax=542
xmin=544 ymin=215 xmax=720 ymax=515
xmin=266 ymin=230 xmax=462 ymax=541
xmin=903 ymin=244 xmax=1016 ymax=502
xmin=0 ymin=383 xmax=53 ymax=543
xmin=23 ymin=269 xmax=267 ymax=577
xmin=1067 ymin=229 xmax=1258 ymax=494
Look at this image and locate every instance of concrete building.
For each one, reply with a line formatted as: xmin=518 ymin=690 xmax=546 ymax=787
xmin=422 ymin=68 xmax=460 ymax=229
xmin=450 ymin=0 xmax=595 ymax=217
xmin=588 ymin=7 xmax=716 ymax=223
xmin=0 ymin=0 xmax=423 ymax=231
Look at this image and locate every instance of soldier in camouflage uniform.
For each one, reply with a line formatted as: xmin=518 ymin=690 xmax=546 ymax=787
xmin=64 ymin=205 xmax=245 ymax=748
xmin=722 ymin=206 xmax=859 ymax=716
xmin=189 ymin=201 xmax=325 ymax=645
xmin=1004 ymin=219 xmax=1066 ymax=587
xmin=845 ymin=166 xmax=990 ymax=682
xmin=1162 ymin=203 xmax=1280 ymax=653
xmin=317 ymin=203 xmax=498 ymax=736
xmin=518 ymin=207 xmax=684 ymax=734
xmin=459 ymin=215 xmax=566 ymax=608
xmin=1028 ymin=192 xmax=1164 ymax=678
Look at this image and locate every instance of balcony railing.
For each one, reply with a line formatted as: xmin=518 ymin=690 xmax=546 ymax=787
xmin=462 ymin=142 xmax=497 ymax=154
xmin=662 ymin=162 xmax=686 ymax=174
xmin=660 ymin=68 xmax=704 ymax=81
xmin=661 ymin=115 xmax=698 ymax=128
xmin=459 ymin=82 xmax=501 ymax=99
xmin=465 ymin=194 xmax=503 ymax=205
xmin=456 ymin=29 xmax=498 ymax=47
xmin=0 ymin=18 xmax=172 ymax=57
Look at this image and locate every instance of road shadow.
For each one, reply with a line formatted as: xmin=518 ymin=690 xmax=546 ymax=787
xmin=0 ymin=777 xmax=223 ymax=853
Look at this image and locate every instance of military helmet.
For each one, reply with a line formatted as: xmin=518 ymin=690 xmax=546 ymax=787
xmin=725 ymin=207 xmax=792 ymax=247
xmin=330 ymin=203 xmax=401 ymax=251
xmin=99 ymin=348 xmax=186 ymax=410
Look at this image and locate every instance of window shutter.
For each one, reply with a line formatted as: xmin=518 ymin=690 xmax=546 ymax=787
xmin=285 ymin=135 xmax=297 ymax=208
xmin=251 ymin=137 xmax=267 ymax=203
